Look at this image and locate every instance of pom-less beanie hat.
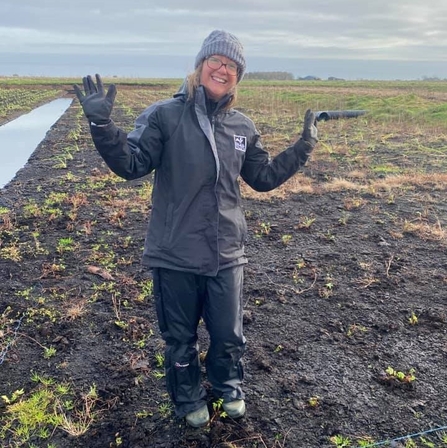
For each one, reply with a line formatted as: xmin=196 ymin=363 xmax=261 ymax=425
xmin=195 ymin=30 xmax=246 ymax=82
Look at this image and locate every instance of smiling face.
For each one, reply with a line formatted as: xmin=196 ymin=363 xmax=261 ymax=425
xmin=199 ymin=55 xmax=238 ymax=101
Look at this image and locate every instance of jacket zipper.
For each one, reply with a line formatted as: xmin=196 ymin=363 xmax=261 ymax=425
xmin=211 ymin=114 xmax=220 ymax=274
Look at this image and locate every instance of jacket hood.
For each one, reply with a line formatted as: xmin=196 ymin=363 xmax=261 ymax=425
xmin=174 ymin=78 xmax=188 ymax=98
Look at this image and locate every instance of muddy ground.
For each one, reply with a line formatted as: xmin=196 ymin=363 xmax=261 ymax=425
xmin=1 ymin=86 xmax=447 ymax=448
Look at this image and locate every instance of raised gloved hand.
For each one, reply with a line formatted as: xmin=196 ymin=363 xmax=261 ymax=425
xmin=73 ymin=74 xmax=116 ymax=125
xmin=301 ymin=109 xmax=318 ymax=148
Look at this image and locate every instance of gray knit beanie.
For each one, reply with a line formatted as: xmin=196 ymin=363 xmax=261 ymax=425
xmin=195 ymin=30 xmax=246 ymax=82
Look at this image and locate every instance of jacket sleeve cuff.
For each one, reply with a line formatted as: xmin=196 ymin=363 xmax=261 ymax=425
xmin=90 ymin=119 xmax=112 ymax=127
xmin=293 ymin=138 xmax=314 ymax=162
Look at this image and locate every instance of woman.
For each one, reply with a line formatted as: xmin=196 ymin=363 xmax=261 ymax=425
xmin=74 ymin=29 xmax=318 ymax=428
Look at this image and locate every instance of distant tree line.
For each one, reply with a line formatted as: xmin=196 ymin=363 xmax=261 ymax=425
xmin=243 ymin=71 xmax=346 ymax=81
xmin=244 ymin=71 xmax=295 ymax=80
xmin=244 ymin=72 xmax=447 ymax=82
xmin=421 ymin=76 xmax=447 ymax=81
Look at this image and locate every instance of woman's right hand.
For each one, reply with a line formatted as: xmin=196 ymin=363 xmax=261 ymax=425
xmin=73 ymin=74 xmax=116 ymax=125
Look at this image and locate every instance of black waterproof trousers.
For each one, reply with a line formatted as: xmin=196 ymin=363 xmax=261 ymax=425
xmin=152 ymin=266 xmax=246 ymax=417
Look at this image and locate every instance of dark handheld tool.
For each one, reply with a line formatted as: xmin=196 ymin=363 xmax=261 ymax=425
xmin=314 ymin=110 xmax=367 ymax=122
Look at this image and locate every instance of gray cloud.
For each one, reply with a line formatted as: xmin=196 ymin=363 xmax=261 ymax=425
xmin=1 ymin=0 xmax=446 ymax=78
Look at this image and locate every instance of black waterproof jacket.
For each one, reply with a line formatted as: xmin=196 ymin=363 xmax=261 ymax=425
xmin=90 ymin=86 xmax=313 ymax=276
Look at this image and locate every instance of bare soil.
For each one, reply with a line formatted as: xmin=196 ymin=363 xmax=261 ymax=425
xmin=1 ymin=88 xmax=447 ymax=448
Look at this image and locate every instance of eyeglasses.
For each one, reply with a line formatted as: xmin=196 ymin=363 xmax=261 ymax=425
xmin=206 ymin=56 xmax=238 ymax=76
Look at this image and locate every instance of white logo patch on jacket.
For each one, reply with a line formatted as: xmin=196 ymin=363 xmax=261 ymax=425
xmin=234 ymin=135 xmax=247 ymax=152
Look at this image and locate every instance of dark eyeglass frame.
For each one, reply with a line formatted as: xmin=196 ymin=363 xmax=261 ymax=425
xmin=206 ymin=56 xmax=238 ymax=76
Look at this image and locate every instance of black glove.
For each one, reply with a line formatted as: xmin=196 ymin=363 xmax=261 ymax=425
xmin=301 ymin=109 xmax=318 ymax=148
xmin=73 ymin=74 xmax=116 ymax=125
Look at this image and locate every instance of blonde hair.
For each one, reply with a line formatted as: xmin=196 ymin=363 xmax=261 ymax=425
xmin=186 ymin=62 xmax=238 ymax=110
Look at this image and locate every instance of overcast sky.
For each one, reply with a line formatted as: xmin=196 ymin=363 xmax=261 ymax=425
xmin=1 ymin=0 xmax=446 ymax=79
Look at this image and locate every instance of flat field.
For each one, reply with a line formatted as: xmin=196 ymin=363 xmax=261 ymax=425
xmin=1 ymin=78 xmax=447 ymax=448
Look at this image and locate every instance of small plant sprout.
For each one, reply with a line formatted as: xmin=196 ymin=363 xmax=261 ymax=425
xmin=121 ymin=235 xmax=133 ymax=248
xmin=281 ymin=234 xmax=292 ymax=245
xmin=137 ymin=279 xmax=153 ymax=302
xmin=153 ymin=370 xmax=165 ymax=380
xmin=408 ymin=311 xmax=418 ymax=325
xmin=138 ymin=181 xmax=153 ymax=201
xmin=385 ymin=366 xmax=416 ymax=383
xmin=338 ymin=211 xmax=350 ymax=226
xmin=212 ymin=397 xmax=224 ymax=412
xmin=211 ymin=398 xmax=227 ymax=422
xmin=292 ymin=270 xmax=304 ymax=285
xmin=346 ymin=324 xmax=367 ymax=337
xmin=292 ymin=259 xmax=306 ymax=284
xmin=319 ymin=276 xmax=335 ymax=298
xmin=135 ymin=336 xmax=148 ymax=349
xmin=114 ymin=320 xmax=128 ymax=330
xmin=298 ymin=215 xmax=316 ymax=229
xmin=43 ymin=346 xmax=57 ymax=359
xmin=343 ymin=196 xmax=366 ymax=210
xmin=42 ymin=262 xmax=66 ymax=277
xmin=255 ymin=221 xmax=271 ymax=237
xmin=154 ymin=352 xmax=164 ymax=368
xmin=260 ymin=221 xmax=271 ymax=235
xmin=274 ymin=344 xmax=283 ymax=353
xmin=158 ymin=402 xmax=172 ymax=418
xmin=403 ymin=438 xmax=417 ymax=448
xmin=135 ymin=409 xmax=153 ymax=419
xmin=274 ymin=433 xmax=284 ymax=443
xmin=322 ymin=230 xmax=336 ymax=242
xmin=53 ymin=154 xmax=70 ymax=169
xmin=114 ymin=433 xmax=123 ymax=446
xmin=308 ymin=396 xmax=320 ymax=408
xmin=56 ymin=237 xmax=75 ymax=254
xmin=1 ymin=389 xmax=25 ymax=404
xmin=357 ymin=437 xmax=376 ymax=447
xmin=329 ymin=434 xmax=351 ymax=447
xmin=387 ymin=193 xmax=395 ymax=204
xmin=0 ymin=240 xmax=22 ymax=262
